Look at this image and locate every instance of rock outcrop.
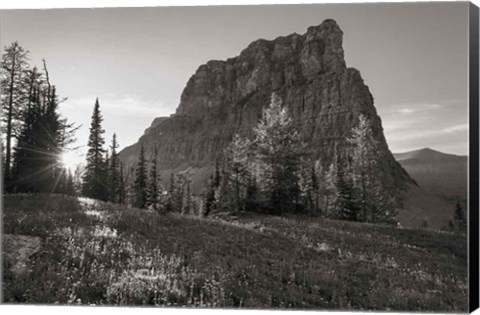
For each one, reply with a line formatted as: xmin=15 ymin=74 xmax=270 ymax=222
xmin=120 ymin=19 xmax=411 ymax=204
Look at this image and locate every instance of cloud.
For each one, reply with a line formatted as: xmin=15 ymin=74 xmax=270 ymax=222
xmin=378 ymin=100 xmax=468 ymax=155
xmin=442 ymin=123 xmax=469 ymax=134
xmin=385 ymin=102 xmax=444 ymax=115
xmin=398 ymin=108 xmax=415 ymax=114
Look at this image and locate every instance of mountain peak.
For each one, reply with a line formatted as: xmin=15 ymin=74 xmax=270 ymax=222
xmin=174 ymin=19 xmax=346 ymax=117
xmin=394 ymin=147 xmax=466 ymax=162
xmin=307 ymin=18 xmax=342 ymax=33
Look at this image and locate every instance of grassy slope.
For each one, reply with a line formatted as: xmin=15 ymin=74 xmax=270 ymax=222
xmin=2 ymin=194 xmax=468 ymax=311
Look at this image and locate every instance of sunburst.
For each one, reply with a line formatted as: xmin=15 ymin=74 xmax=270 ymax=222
xmin=60 ymin=150 xmax=83 ymax=171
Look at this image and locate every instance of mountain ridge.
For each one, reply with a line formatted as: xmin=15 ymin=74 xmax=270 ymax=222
xmin=393 ymin=147 xmax=467 ymax=202
xmin=394 ymin=147 xmax=467 ymax=162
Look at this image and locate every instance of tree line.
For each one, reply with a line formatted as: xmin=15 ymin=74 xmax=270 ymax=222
xmin=202 ymin=93 xmax=398 ymax=224
xmin=1 ymin=42 xmax=77 ymax=194
xmin=83 ymin=92 xmax=398 ymax=225
xmin=82 ymin=96 xmax=200 ymax=214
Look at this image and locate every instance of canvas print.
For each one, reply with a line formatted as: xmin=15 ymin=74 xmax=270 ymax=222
xmin=1 ymin=2 xmax=478 ymax=312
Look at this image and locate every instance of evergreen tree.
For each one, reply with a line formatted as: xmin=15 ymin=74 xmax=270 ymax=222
xmin=73 ymin=165 xmax=83 ymax=194
xmin=204 ymin=174 xmax=217 ymax=216
xmin=104 ymin=150 xmax=110 ymax=181
xmin=213 ymin=159 xmax=221 ymax=188
xmin=347 ymin=114 xmax=397 ymax=224
xmin=336 ymin=165 xmax=360 ymax=221
xmin=453 ymin=199 xmax=467 ymax=233
xmin=165 ymin=172 xmax=175 ymax=212
xmin=82 ymin=98 xmax=108 ymax=200
xmin=65 ymin=169 xmax=76 ymax=195
xmin=174 ymin=169 xmax=192 ymax=213
xmin=108 ymin=133 xmax=121 ymax=203
xmin=185 ymin=180 xmax=191 ymax=214
xmin=219 ymin=136 xmax=253 ymax=213
xmin=204 ymin=160 xmax=222 ymax=215
xmin=299 ymin=161 xmax=321 ymax=215
xmin=324 ymin=161 xmax=339 ymax=216
xmin=1 ymin=140 xmax=5 ymax=182
xmin=253 ymin=93 xmax=303 ymax=214
xmin=347 ymin=114 xmax=377 ymax=221
xmin=306 ymin=164 xmax=320 ymax=214
xmin=1 ymin=42 xmax=30 ymax=191
xmin=133 ymin=144 xmax=148 ymax=208
xmin=244 ymin=174 xmax=258 ymax=212
xmin=12 ymin=78 xmax=71 ymax=193
xmin=147 ymin=147 xmax=160 ymax=210
xmin=118 ymin=162 xmax=127 ymax=204
xmin=10 ymin=58 xmax=78 ymax=193
xmin=11 ymin=87 xmax=40 ymax=192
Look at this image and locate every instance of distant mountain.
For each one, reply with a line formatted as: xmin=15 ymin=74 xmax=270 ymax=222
xmin=394 ymin=148 xmax=468 ymax=200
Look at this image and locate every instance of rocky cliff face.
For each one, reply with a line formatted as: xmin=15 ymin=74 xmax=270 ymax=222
xmin=120 ymin=19 xmax=411 ymax=197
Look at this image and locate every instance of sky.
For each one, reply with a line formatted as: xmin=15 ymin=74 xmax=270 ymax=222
xmin=0 ymin=2 xmax=471 ymax=169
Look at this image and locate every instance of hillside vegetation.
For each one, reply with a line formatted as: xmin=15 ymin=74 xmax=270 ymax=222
xmin=2 ymin=194 xmax=468 ymax=311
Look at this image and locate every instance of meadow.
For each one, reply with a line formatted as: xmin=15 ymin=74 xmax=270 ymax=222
xmin=2 ymin=194 xmax=468 ymax=311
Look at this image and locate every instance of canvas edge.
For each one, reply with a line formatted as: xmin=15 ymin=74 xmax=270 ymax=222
xmin=469 ymin=1 xmax=480 ymax=313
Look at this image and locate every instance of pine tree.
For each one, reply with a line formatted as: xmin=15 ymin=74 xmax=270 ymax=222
xmin=219 ymin=136 xmax=252 ymax=213
xmin=105 ymin=150 xmax=110 ymax=180
xmin=185 ymin=180 xmax=191 ymax=214
xmin=336 ymin=165 xmax=360 ymax=221
xmin=1 ymin=42 xmax=30 ymax=191
xmin=12 ymin=77 xmax=71 ymax=193
xmin=56 ymin=167 xmax=67 ymax=194
xmin=11 ymin=87 xmax=40 ymax=192
xmin=204 ymin=174 xmax=217 ymax=216
xmin=133 ymin=144 xmax=148 ymax=208
xmin=244 ymin=174 xmax=258 ymax=212
xmin=65 ymin=169 xmax=76 ymax=195
xmin=214 ymin=159 xmax=221 ymax=188
xmin=175 ymin=169 xmax=193 ymax=213
xmin=147 ymin=147 xmax=160 ymax=210
xmin=453 ymin=199 xmax=467 ymax=233
xmin=204 ymin=160 xmax=222 ymax=215
xmin=307 ymin=164 xmax=320 ymax=214
xmin=82 ymin=98 xmax=108 ymax=200
xmin=313 ymin=159 xmax=325 ymax=214
xmin=108 ymin=133 xmax=121 ymax=203
xmin=118 ymin=162 xmax=127 ymax=204
xmin=165 ymin=172 xmax=175 ymax=212
xmin=73 ymin=165 xmax=83 ymax=194
xmin=253 ymin=93 xmax=303 ymax=214
xmin=347 ymin=114 xmax=377 ymax=221
xmin=347 ymin=114 xmax=397 ymax=224
xmin=324 ymin=161 xmax=339 ymax=216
